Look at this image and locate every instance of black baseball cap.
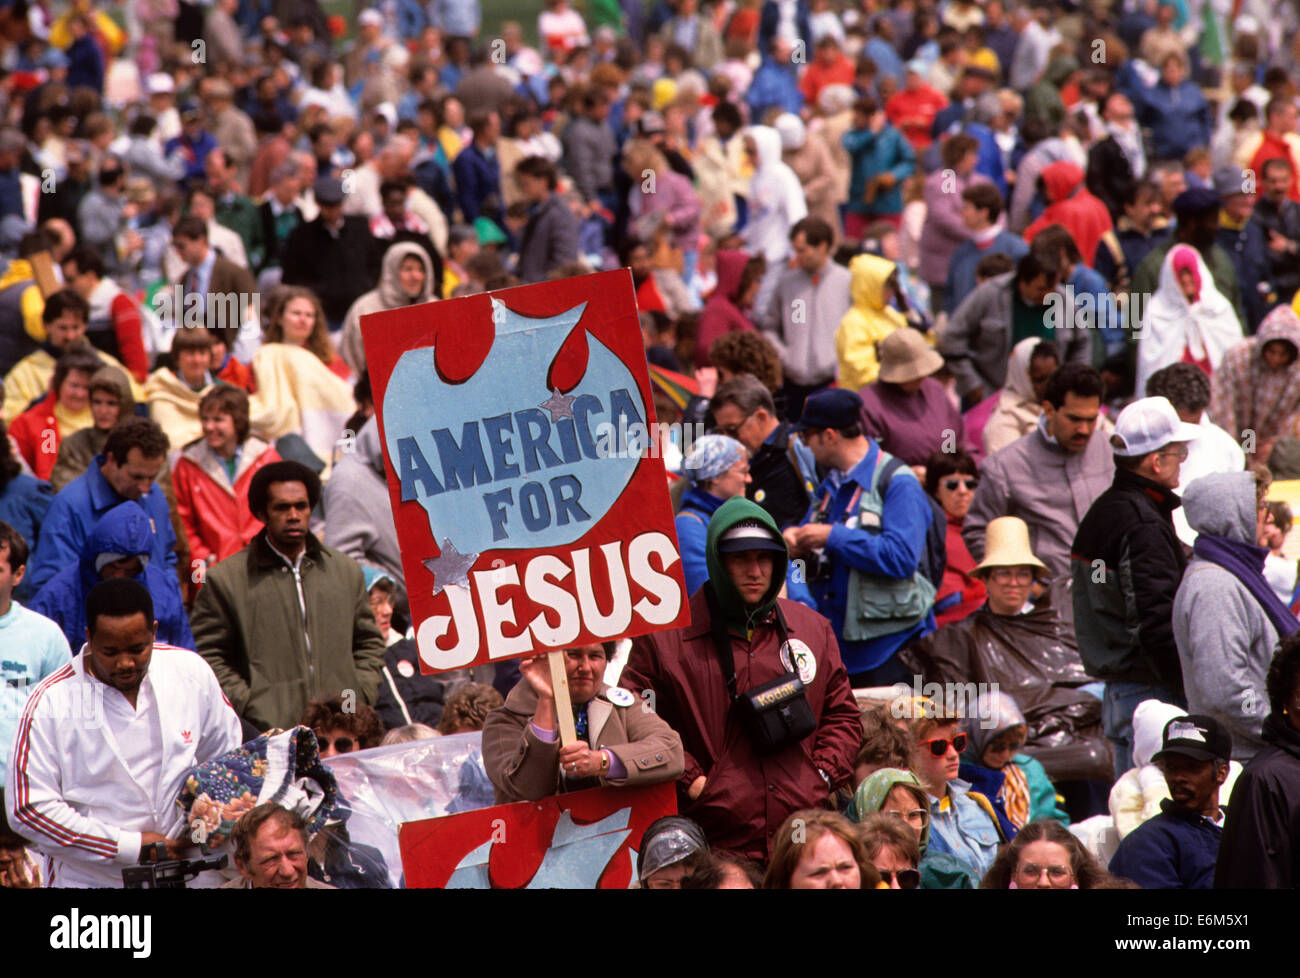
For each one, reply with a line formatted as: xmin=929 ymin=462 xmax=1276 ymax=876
xmin=1153 ymin=715 xmax=1232 ymax=764
xmin=790 ymin=388 xmax=863 ymax=432
xmin=716 ymin=518 xmax=787 ymax=555
xmin=314 ymin=175 xmax=345 ymax=206
xmin=1172 ymin=186 xmax=1221 ymax=215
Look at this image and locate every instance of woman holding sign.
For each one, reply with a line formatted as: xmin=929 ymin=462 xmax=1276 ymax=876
xmin=481 ymin=643 xmax=685 ymax=804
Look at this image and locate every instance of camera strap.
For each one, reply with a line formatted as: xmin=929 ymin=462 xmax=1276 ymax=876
xmin=703 ymin=582 xmax=795 ymax=703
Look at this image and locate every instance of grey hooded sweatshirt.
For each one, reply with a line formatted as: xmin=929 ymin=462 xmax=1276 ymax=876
xmin=321 ymin=415 xmax=404 ymax=586
xmin=337 ymin=241 xmax=437 ymax=378
xmin=1172 ymin=471 xmax=1275 ymax=761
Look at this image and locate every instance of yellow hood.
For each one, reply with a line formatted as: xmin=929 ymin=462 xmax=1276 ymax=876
xmin=849 ymin=253 xmax=897 ymax=311
xmin=0 ymin=258 xmax=35 ymax=291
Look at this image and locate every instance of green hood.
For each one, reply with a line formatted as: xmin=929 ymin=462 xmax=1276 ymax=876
xmin=1044 ymin=54 xmax=1079 ymax=88
xmin=852 ymin=767 xmax=932 ymax=853
xmin=704 ymin=496 xmax=789 ymax=636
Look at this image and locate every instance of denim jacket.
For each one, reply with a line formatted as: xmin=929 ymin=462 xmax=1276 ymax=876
xmin=926 ymin=779 xmax=1003 ymax=880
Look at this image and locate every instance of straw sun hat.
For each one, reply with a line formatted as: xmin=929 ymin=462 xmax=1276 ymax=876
xmin=972 ymin=517 xmax=1049 ymax=578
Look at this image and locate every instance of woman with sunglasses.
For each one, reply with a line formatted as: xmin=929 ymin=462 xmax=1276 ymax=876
xmin=300 ymin=697 xmax=385 ymax=759
xmin=960 ymin=689 xmax=1070 ymax=841
xmin=858 ymin=813 xmax=922 ymax=889
xmin=980 ymin=819 xmax=1122 ymax=889
xmin=924 ymin=449 xmax=986 ymax=627
xmin=910 ymin=702 xmax=1004 ymax=880
xmin=850 ymin=766 xmax=979 ymax=889
xmin=901 ymin=517 xmax=1114 ymax=803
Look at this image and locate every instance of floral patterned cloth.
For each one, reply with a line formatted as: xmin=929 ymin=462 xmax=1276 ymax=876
xmin=175 ymin=726 xmax=345 ymax=849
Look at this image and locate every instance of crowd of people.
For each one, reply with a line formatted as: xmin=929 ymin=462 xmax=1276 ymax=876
xmin=2 ymin=0 xmax=1300 ymax=890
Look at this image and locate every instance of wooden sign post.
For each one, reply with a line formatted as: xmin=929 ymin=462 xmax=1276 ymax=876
xmin=546 ymin=650 xmax=578 ymax=747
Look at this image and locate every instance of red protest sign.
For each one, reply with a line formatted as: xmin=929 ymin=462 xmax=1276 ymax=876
xmin=398 ymin=782 xmax=676 ymax=888
xmin=361 ymin=270 xmax=690 ymax=676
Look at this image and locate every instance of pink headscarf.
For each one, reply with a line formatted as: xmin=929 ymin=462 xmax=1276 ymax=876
xmin=1170 ymin=244 xmax=1202 ymax=303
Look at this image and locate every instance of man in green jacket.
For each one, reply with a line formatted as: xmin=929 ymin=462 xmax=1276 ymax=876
xmin=192 ymin=461 xmax=386 ymax=733
xmin=205 ymin=148 xmax=264 ymax=271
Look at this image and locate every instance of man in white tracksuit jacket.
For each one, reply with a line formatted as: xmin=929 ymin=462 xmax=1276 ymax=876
xmin=5 ymin=578 xmax=241 ymax=888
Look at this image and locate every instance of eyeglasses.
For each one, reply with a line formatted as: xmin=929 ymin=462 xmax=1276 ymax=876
xmin=989 ymin=567 xmax=1035 ymax=584
xmin=877 ymin=868 xmax=921 ymax=889
xmin=1016 ymin=863 xmax=1073 ymax=883
xmin=943 ymin=477 xmax=978 ymax=492
xmin=985 ymin=739 xmax=1026 ymax=755
xmin=714 ymin=413 xmax=754 ymax=438
xmin=885 ymin=808 xmax=929 ymax=827
xmin=918 ymin=733 xmax=967 ymax=757
xmin=317 ymin=736 xmax=356 ymax=752
xmin=1157 ymin=446 xmax=1189 ymax=462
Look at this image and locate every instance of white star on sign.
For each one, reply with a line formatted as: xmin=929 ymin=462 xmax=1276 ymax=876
xmin=539 ymin=388 xmax=576 ymax=422
xmin=423 ymin=538 xmax=478 ymax=594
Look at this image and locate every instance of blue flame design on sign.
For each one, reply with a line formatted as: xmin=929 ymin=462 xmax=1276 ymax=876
xmin=382 ymin=298 xmax=645 ymax=558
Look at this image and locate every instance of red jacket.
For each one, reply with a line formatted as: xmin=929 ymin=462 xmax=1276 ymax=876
xmin=621 ymin=590 xmax=861 ymax=860
xmin=1024 ymin=160 xmax=1114 ymax=267
xmin=635 ymin=274 xmax=667 ymax=314
xmin=695 ymin=249 xmax=757 ymax=367
xmin=325 ymin=355 xmax=352 ymax=382
xmin=216 ymin=355 xmax=256 ymax=392
xmin=93 ymin=290 xmax=149 ymax=384
xmin=173 ymin=436 xmax=280 ymax=569
xmin=9 ymin=394 xmax=63 ymax=480
xmin=800 ymin=55 xmax=856 ymax=108
xmin=936 ymin=515 xmax=986 ymax=627
xmin=1250 ymin=132 xmax=1300 ymax=202
xmin=885 ymin=85 xmax=949 ymax=151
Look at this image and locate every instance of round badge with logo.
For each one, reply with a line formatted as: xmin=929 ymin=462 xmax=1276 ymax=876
xmin=605 ymin=687 xmax=636 ymax=707
xmin=396 ymin=659 xmax=416 ymax=679
xmin=779 ymin=639 xmax=817 ymax=684
xmin=755 ymin=488 xmax=767 ymax=503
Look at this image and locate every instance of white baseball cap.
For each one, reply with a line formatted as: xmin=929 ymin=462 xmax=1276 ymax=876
xmin=1109 ymin=396 xmax=1202 ymax=457
xmin=358 ymin=9 xmax=384 ymax=26
xmin=146 ymin=73 xmax=175 ymax=95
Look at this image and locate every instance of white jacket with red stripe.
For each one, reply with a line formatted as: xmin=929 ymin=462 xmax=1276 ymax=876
xmin=5 ymin=644 xmax=242 ymax=888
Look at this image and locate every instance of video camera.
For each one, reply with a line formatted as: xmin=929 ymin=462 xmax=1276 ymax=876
xmin=121 ymin=842 xmax=228 ymax=889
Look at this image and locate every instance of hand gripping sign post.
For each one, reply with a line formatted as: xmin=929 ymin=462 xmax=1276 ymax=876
xmin=361 ymin=270 xmax=691 ymax=746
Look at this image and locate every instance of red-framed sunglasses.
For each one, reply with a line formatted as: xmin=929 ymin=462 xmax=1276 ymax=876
xmin=918 ymin=733 xmax=967 ymax=757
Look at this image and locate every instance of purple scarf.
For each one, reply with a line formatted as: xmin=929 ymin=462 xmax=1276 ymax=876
xmin=1193 ymin=533 xmax=1300 ymax=637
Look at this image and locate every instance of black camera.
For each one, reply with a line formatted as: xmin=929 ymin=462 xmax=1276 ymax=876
xmin=121 ymin=842 xmax=228 ymax=889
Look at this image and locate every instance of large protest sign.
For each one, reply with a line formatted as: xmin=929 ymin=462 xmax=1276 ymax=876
xmin=398 ymin=782 xmax=676 ymax=888
xmin=361 ymin=271 xmax=690 ymax=675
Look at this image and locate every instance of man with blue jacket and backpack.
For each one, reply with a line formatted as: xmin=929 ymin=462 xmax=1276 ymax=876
xmin=784 ymin=388 xmax=938 ymax=688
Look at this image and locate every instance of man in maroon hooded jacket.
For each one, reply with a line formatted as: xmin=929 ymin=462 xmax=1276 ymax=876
xmin=620 ymin=496 xmax=860 ymax=861
xmin=695 ymin=250 xmax=759 ymax=368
